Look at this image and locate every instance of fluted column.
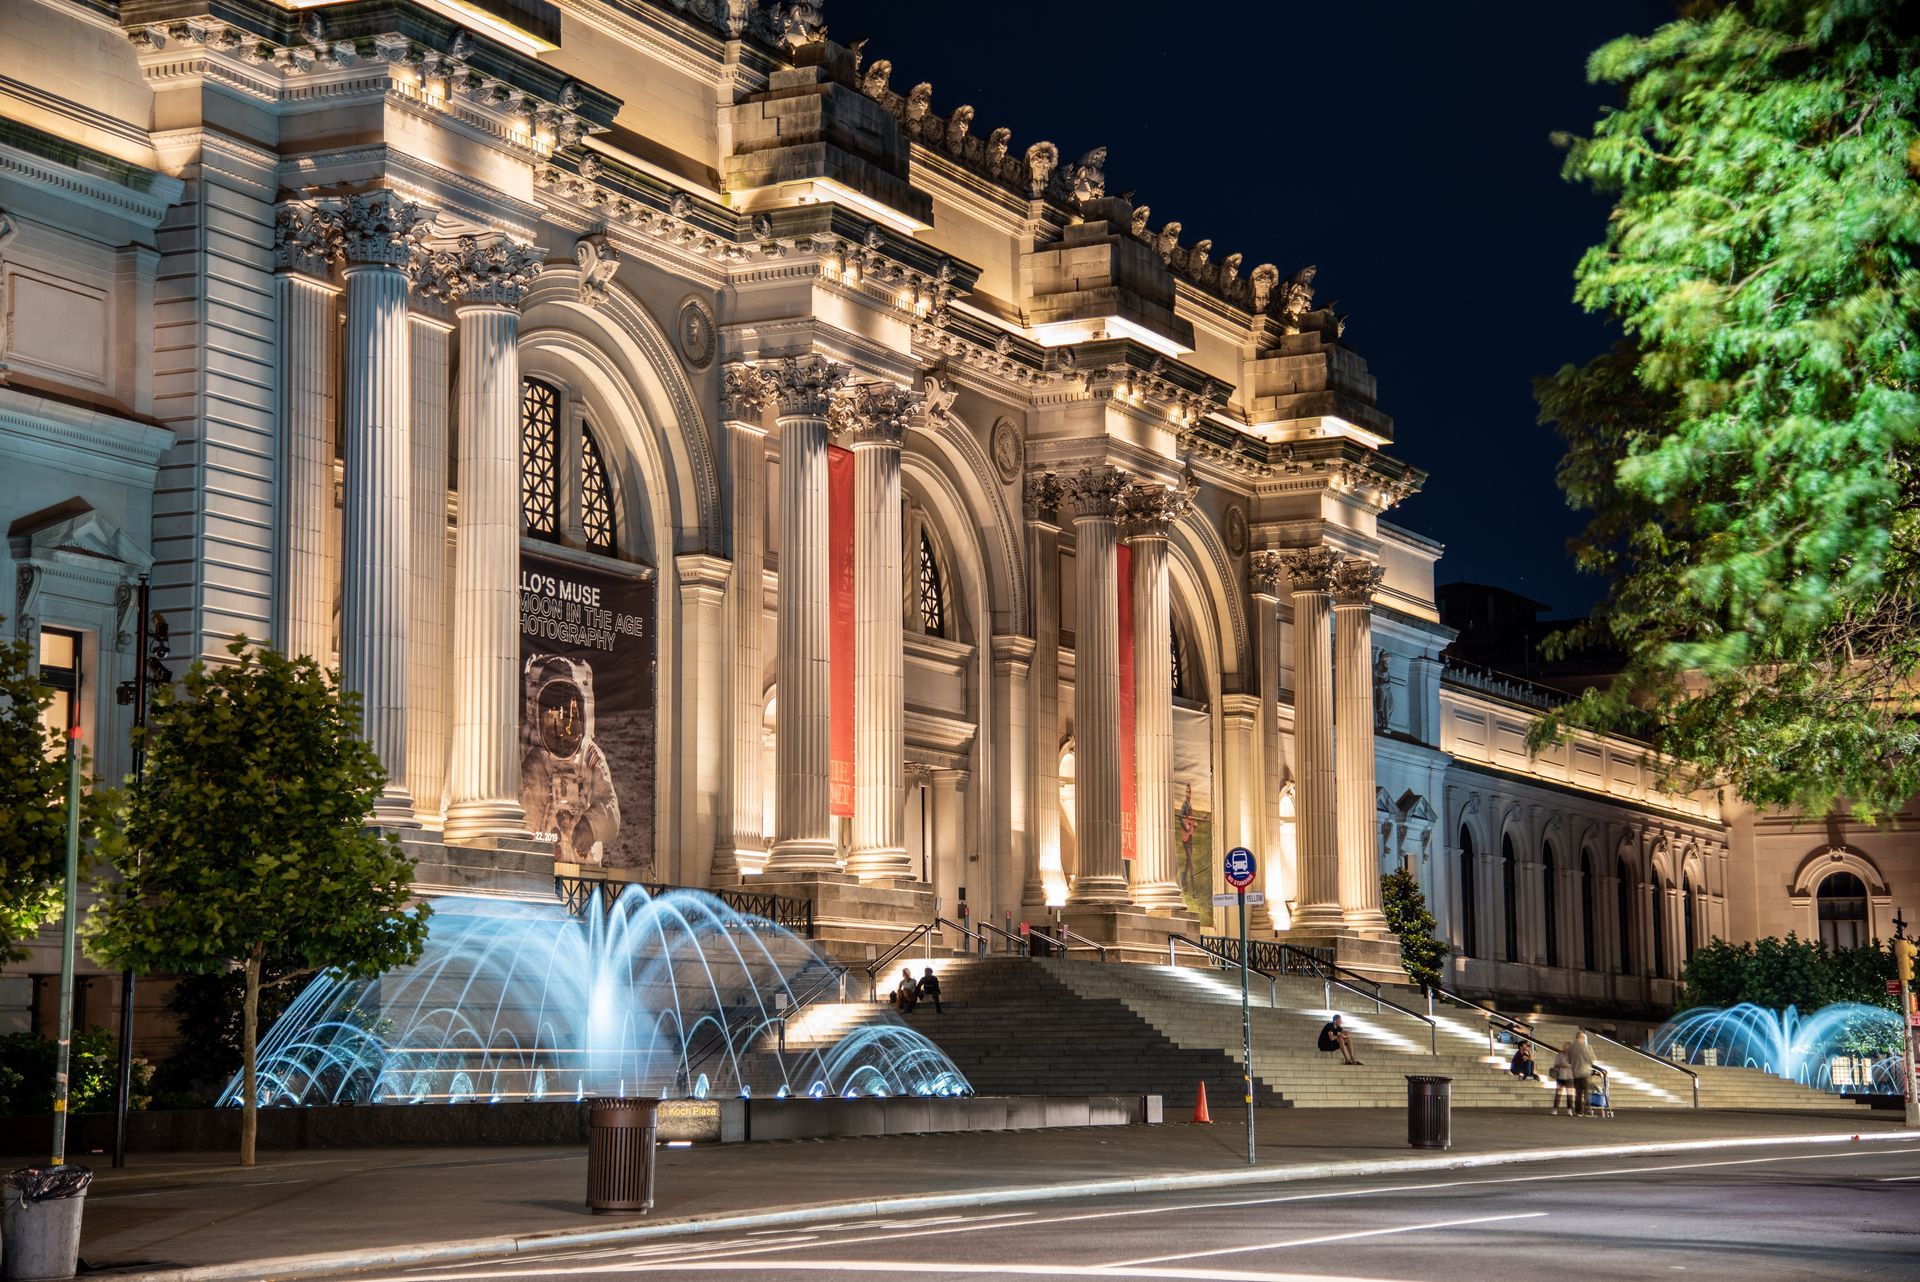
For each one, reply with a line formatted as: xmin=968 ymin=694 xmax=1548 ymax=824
xmin=1250 ymin=551 xmax=1288 ymax=932
xmin=272 ymin=204 xmax=341 ymax=666
xmin=1023 ymin=474 xmax=1066 ymax=910
xmin=406 ymin=306 xmax=453 ymax=828
xmin=1333 ymin=558 xmax=1387 ymax=933
xmin=1284 ymin=547 xmax=1341 ymax=929
xmin=339 ymin=191 xmax=425 ymax=825
xmin=720 ymin=366 xmax=770 ymax=878
xmin=1061 ymin=467 xmax=1132 ymax=905
xmin=841 ymin=384 xmax=919 ymax=883
xmin=440 ymin=236 xmax=544 ymax=843
xmin=766 ymin=355 xmax=848 ymax=871
xmin=1121 ymin=481 xmax=1192 ymax=912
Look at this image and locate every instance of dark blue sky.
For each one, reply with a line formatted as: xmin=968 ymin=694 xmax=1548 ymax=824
xmin=831 ymin=1 xmax=1676 ymax=618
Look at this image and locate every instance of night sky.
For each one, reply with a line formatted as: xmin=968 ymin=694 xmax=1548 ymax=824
xmin=831 ymin=0 xmax=1678 ymax=619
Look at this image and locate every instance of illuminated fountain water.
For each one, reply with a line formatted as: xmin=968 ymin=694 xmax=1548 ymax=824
xmin=1647 ymin=1002 xmax=1904 ymax=1093
xmin=225 ymin=887 xmax=970 ymax=1107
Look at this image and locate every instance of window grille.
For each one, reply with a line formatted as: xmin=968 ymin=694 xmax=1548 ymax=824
xmin=917 ymin=530 xmax=945 ymax=637
xmin=581 ymin=426 xmax=616 ymax=552
xmin=521 ymin=379 xmax=559 ymax=537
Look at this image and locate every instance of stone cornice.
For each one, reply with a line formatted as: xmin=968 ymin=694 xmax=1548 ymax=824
xmin=0 ymin=121 xmax=182 ymax=228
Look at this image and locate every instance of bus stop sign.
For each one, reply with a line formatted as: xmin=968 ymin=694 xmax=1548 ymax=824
xmin=1224 ymin=847 xmax=1257 ymax=889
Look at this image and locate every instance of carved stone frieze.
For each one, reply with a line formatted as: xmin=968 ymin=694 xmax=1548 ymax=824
xmin=1279 ymin=547 xmax=1342 ymax=594
xmin=1330 ymin=557 xmax=1386 ymax=606
xmin=757 ymin=354 xmax=848 ymax=418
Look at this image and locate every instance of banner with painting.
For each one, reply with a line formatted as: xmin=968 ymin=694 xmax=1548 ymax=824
xmin=519 ymin=548 xmax=656 ymax=872
xmin=1173 ymin=705 xmax=1214 ymax=925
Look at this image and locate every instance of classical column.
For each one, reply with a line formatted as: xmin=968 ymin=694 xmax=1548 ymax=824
xmin=1121 ymin=481 xmax=1192 ymax=912
xmin=1062 ymin=466 xmax=1132 ymax=905
xmin=1283 ymin=547 xmax=1341 ymax=930
xmin=1023 ymin=473 xmax=1066 ymax=910
xmin=1250 ymin=551 xmax=1289 ymax=932
xmin=441 ymin=236 xmax=544 ymax=843
xmin=339 ymin=191 xmax=425 ymax=825
xmin=405 ymin=303 xmax=453 ymax=828
xmin=841 ymin=382 xmax=919 ymax=883
xmin=720 ymin=366 xmax=770 ymax=878
xmin=765 ymin=355 xmax=848 ymax=871
xmin=1332 ymin=558 xmax=1388 ymax=933
xmin=272 ymin=204 xmax=341 ymax=666
xmin=992 ymin=634 xmax=1034 ymax=924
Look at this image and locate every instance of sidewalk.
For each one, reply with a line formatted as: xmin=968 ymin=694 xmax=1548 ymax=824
xmin=53 ymin=1107 xmax=1912 ymax=1280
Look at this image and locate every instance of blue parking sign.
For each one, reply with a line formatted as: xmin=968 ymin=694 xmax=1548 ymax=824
xmin=1224 ymin=846 xmax=1257 ymax=889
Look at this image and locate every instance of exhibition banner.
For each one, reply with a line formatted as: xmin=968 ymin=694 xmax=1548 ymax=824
xmin=1117 ymin=542 xmax=1136 ymax=862
xmin=518 ymin=547 xmax=656 ymax=872
xmin=828 ymin=443 xmax=856 ymax=818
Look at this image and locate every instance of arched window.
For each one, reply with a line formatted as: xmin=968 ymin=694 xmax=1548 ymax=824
xmin=917 ymin=529 xmax=947 ymax=637
xmin=1542 ymin=842 xmax=1558 ymax=969
xmin=1170 ymin=623 xmax=1188 ymax=700
xmin=1682 ymin=874 xmax=1698 ymax=961
xmin=1650 ymin=871 xmax=1668 ymax=979
xmin=1616 ymin=858 xmax=1634 ymax=976
xmin=1580 ymin=852 xmax=1596 ymax=972
xmin=1500 ymin=834 xmax=1518 ymax=962
xmin=1458 ymin=826 xmax=1478 ymax=958
xmin=521 ymin=378 xmax=560 ymax=538
xmin=580 ymin=426 xmax=616 ymax=553
xmin=1816 ymin=871 xmax=1869 ymax=951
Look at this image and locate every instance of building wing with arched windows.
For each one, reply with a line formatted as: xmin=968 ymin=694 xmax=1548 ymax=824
xmin=2 ymin=0 xmax=1914 ymax=1023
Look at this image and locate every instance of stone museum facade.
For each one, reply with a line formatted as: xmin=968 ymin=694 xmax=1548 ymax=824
xmin=2 ymin=0 xmax=1914 ymax=1038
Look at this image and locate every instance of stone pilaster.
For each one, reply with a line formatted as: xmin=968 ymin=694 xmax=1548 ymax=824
xmin=1120 ymin=480 xmax=1193 ymax=913
xmin=1250 ymin=551 xmax=1289 ymax=932
xmin=339 ymin=190 xmax=426 ymax=825
xmin=1283 ymin=547 xmax=1341 ymax=929
xmin=720 ymin=365 xmax=770 ymax=878
xmin=1023 ymin=473 xmax=1066 ymax=910
xmin=272 ymin=203 xmax=340 ymax=667
xmin=765 ymin=355 xmax=848 ymax=872
xmin=992 ymin=633 xmax=1035 ymax=924
xmin=1060 ymin=466 xmax=1132 ymax=905
xmin=838 ymin=382 xmax=920 ymax=884
xmin=1332 ymin=558 xmax=1387 ymax=934
xmin=406 ymin=307 xmax=453 ymax=828
xmin=439 ymin=235 xmax=544 ymax=844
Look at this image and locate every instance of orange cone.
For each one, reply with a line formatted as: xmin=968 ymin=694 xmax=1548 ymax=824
xmin=1192 ymin=1081 xmax=1213 ymax=1124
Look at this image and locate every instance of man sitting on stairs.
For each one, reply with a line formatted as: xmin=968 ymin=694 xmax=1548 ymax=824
xmin=1317 ymin=1014 xmax=1363 ymax=1065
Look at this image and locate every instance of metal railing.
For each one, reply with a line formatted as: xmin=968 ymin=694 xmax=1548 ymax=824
xmin=1047 ymin=921 xmax=1109 ymax=962
xmin=1189 ymin=934 xmax=1438 ymax=1055
xmin=1426 ymin=986 xmax=1699 ymax=1108
xmin=866 ymin=922 xmax=935 ymax=999
xmin=934 ymin=915 xmax=986 ymax=954
xmin=682 ymin=958 xmax=847 ymax=1078
xmin=1604 ymin=1029 xmax=1700 ymax=1109
xmin=1168 ymin=934 xmax=1278 ymax=1009
xmin=970 ymin=918 xmax=1030 ymax=957
xmin=556 ymin=875 xmax=815 ymax=936
xmin=1199 ymin=936 xmax=1333 ymax=978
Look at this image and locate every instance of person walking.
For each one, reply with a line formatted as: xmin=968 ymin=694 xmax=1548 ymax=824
xmin=1567 ymin=1031 xmax=1598 ymax=1116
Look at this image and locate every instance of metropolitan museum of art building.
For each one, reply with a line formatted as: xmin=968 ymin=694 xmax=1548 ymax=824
xmin=2 ymin=0 xmax=1914 ymax=1034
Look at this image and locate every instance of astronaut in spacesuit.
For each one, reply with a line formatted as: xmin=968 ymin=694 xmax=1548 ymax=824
xmin=520 ymin=653 xmax=621 ymax=863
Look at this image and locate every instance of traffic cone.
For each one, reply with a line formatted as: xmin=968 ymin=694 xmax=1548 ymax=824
xmin=1192 ymin=1081 xmax=1213 ymax=1124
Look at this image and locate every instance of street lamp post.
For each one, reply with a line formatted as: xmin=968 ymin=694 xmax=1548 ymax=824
xmin=110 ymin=584 xmax=167 ymax=1167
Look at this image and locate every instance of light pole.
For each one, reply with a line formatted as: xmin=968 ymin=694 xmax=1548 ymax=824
xmin=110 ymin=585 xmax=167 ymax=1167
xmin=1892 ymin=911 xmax=1915 ymax=1130
xmin=50 ymin=720 xmax=82 ymax=1167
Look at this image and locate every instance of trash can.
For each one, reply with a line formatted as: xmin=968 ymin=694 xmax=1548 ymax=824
xmin=586 ymin=1097 xmax=659 ymax=1215
xmin=1405 ymin=1075 xmax=1452 ymax=1151
xmin=3 ymin=1165 xmax=91 ymax=1281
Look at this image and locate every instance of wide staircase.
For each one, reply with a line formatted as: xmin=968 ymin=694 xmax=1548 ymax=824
xmin=787 ymin=955 xmax=1871 ymax=1114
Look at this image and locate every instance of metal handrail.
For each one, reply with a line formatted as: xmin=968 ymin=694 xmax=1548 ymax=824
xmin=935 ymin=915 xmax=987 ymax=953
xmin=1426 ymin=986 xmax=1699 ymax=1107
xmin=867 ymin=922 xmax=934 ymax=999
xmin=1050 ymin=922 xmax=1108 ymax=962
xmin=1167 ymin=933 xmax=1277 ymax=1008
xmin=1425 ymin=985 xmax=1563 ymax=1066
xmin=1265 ymin=944 xmax=1437 ymax=1055
xmin=971 ymin=918 xmax=1030 ymax=957
xmin=1603 ymin=1029 xmax=1700 ymax=1109
xmin=683 ymin=959 xmax=846 ymax=1074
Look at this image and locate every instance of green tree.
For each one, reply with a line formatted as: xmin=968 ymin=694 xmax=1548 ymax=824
xmin=1381 ymin=867 xmax=1446 ymax=991
xmin=1534 ymin=0 xmax=1920 ymax=820
xmin=87 ymin=641 xmax=429 ymax=1165
xmin=0 ymin=627 xmax=114 ymax=961
xmin=1677 ymin=937 xmax=1752 ymax=1009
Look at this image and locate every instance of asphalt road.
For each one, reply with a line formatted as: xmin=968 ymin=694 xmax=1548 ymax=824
xmin=366 ymin=1137 xmax=1920 ymax=1282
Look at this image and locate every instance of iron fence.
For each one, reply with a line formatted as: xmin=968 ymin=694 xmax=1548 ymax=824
xmin=555 ymin=875 xmax=816 ymax=937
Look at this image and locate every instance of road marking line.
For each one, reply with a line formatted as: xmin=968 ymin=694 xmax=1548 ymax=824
xmin=618 ymin=1261 xmax=1418 ymax=1281
xmin=1109 ymin=1212 xmax=1548 ymax=1268
xmin=1876 ymin=1174 xmax=1920 ymax=1182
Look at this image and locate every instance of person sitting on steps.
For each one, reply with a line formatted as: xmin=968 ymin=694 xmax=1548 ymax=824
xmin=1317 ymin=1013 xmax=1362 ymax=1065
xmin=1510 ymin=1041 xmax=1539 ymax=1081
xmin=890 ymin=966 xmax=918 ymax=1013
xmin=916 ymin=966 xmax=943 ymax=1014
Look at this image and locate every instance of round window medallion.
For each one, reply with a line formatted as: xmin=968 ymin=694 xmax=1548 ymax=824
xmin=677 ymin=297 xmax=716 ymax=369
xmin=1224 ymin=505 xmax=1248 ymax=558
xmin=991 ymin=417 xmax=1025 ymax=484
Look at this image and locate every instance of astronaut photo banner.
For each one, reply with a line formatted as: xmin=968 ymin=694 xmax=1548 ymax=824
xmin=518 ymin=547 xmax=657 ymax=873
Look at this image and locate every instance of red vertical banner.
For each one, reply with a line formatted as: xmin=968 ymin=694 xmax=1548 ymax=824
xmin=828 ymin=444 xmax=856 ymax=818
xmin=1117 ymin=542 xmax=1136 ymax=862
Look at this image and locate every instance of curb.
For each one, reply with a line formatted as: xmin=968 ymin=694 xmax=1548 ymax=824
xmin=96 ymin=1128 xmax=1920 ymax=1282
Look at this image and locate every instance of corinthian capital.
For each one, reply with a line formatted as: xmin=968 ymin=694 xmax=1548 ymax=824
xmin=1118 ymin=478 xmax=1196 ymax=539
xmin=1024 ymin=470 xmax=1065 ymax=523
xmin=339 ymin=190 xmax=428 ymax=268
xmin=453 ymin=235 xmax=545 ymax=308
xmin=721 ymin=362 xmax=768 ymax=422
xmin=830 ymin=382 xmax=922 ymax=447
xmin=1057 ymin=465 xmax=1133 ymax=521
xmin=1330 ymin=557 xmax=1386 ymax=605
xmin=1279 ymin=546 xmax=1342 ymax=593
xmin=1249 ymin=549 xmax=1288 ymax=596
xmin=759 ymin=354 xmax=848 ymax=418
xmin=274 ymin=203 xmax=341 ymax=278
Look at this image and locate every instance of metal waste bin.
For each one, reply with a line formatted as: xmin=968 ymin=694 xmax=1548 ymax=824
xmin=586 ymin=1097 xmax=659 ymax=1215
xmin=1405 ymin=1075 xmax=1452 ymax=1150
xmin=3 ymin=1165 xmax=91 ymax=1281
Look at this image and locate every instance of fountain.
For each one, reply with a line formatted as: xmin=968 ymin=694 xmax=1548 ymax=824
xmin=1647 ymin=1002 xmax=1904 ymax=1093
xmin=224 ymin=886 xmax=970 ymax=1107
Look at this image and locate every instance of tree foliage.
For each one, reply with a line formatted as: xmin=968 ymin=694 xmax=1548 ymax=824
xmin=0 ymin=628 xmax=112 ymax=961
xmin=87 ymin=641 xmax=429 ymax=1163
xmin=1679 ymin=932 xmax=1898 ymax=1011
xmin=1381 ymin=867 xmax=1446 ymax=991
xmin=1535 ymin=0 xmax=1920 ymax=819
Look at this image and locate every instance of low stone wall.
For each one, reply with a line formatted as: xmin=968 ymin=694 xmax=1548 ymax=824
xmin=0 ymin=1094 xmax=1153 ymax=1156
